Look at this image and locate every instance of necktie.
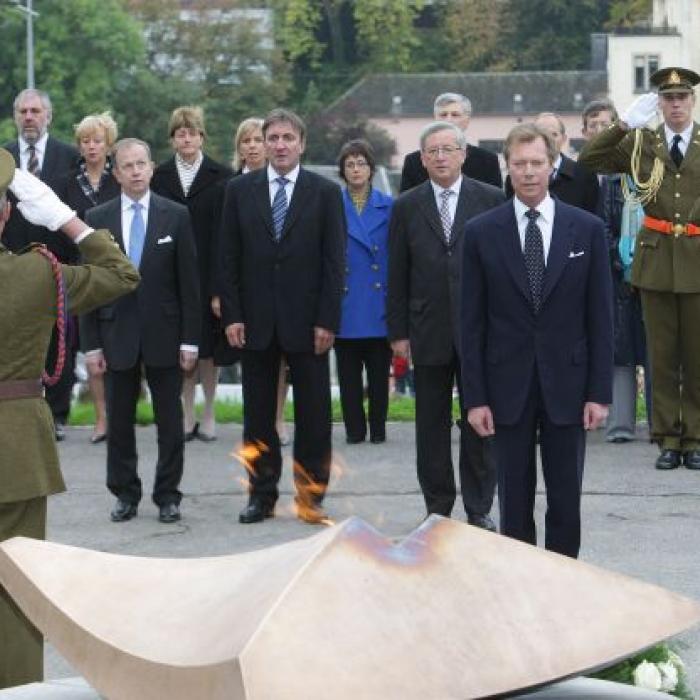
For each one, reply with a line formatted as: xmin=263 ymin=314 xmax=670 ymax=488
xmin=27 ymin=145 xmax=40 ymax=177
xmin=524 ymin=209 xmax=545 ymax=314
xmin=439 ymin=189 xmax=453 ymax=244
xmin=670 ymin=134 xmax=683 ymax=169
xmin=129 ymin=202 xmax=146 ymax=268
xmin=272 ymin=176 xmax=289 ymax=241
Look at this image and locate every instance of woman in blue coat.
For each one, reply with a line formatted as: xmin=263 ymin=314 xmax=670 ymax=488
xmin=335 ymin=140 xmax=393 ymax=443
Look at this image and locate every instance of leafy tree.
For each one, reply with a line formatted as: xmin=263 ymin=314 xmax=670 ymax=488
xmin=0 ymin=0 xmax=144 ymax=143
xmin=606 ymin=0 xmax=653 ymax=28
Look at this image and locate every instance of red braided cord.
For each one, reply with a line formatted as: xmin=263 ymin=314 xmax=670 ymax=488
xmin=34 ymin=245 xmax=66 ymax=386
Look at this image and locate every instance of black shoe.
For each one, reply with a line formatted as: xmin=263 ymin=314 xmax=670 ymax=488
xmin=54 ymin=422 xmax=66 ymax=442
xmin=684 ymin=450 xmax=700 ymax=470
xmin=110 ymin=499 xmax=138 ymax=522
xmin=239 ymin=499 xmax=275 ymax=524
xmin=294 ymin=497 xmax=328 ymax=524
xmin=370 ymin=434 xmax=386 ymax=444
xmin=184 ymin=422 xmax=199 ymax=442
xmin=159 ymin=503 xmax=181 ymax=523
xmin=467 ymin=513 xmax=497 ymax=532
xmin=655 ymin=449 xmax=682 ymax=470
xmin=346 ymin=435 xmax=365 ymax=444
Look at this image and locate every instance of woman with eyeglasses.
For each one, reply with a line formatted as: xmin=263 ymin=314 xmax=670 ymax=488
xmin=335 ymin=140 xmax=393 ymax=444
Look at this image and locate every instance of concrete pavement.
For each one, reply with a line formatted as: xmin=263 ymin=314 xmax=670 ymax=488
xmin=42 ymin=420 xmax=700 ymax=691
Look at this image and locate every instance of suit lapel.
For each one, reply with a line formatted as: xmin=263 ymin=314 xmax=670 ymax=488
xmin=141 ymin=194 xmax=163 ymax=264
xmin=496 ymin=205 xmax=531 ymax=304
xmin=251 ymin=170 xmax=274 ymax=237
xmin=187 ymin=155 xmax=219 ymax=199
xmin=541 ymin=200 xmax=574 ymax=306
xmin=280 ymin=169 xmax=313 ymax=239
xmin=41 ymin=137 xmax=56 ymax=181
xmin=417 ymin=181 xmax=447 ymax=245
xmin=108 ymin=198 xmax=126 ymax=254
xmin=159 ymin=158 xmax=186 ymax=201
xmin=343 ymin=189 xmax=372 ymax=250
xmin=451 ymin=177 xmax=483 ymax=246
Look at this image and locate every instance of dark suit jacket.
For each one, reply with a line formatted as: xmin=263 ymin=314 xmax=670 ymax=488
xmin=505 ymin=154 xmax=600 ymax=215
xmin=400 ymin=144 xmax=503 ymax=193
xmin=460 ymin=199 xmax=613 ymax=426
xmin=386 ymin=177 xmax=505 ymax=365
xmin=81 ymin=193 xmax=200 ymax=370
xmin=56 ymin=165 xmax=121 ymax=220
xmin=3 ymin=136 xmax=79 ymax=259
xmin=151 ymin=155 xmax=232 ymax=357
xmin=218 ymin=167 xmax=346 ymax=353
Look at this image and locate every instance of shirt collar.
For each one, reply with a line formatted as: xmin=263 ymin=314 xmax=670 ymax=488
xmin=268 ymin=163 xmax=300 ymax=184
xmin=513 ymin=193 xmax=554 ymax=225
xmin=552 ymin=154 xmax=562 ymax=172
xmin=19 ymin=132 xmax=48 ymax=154
xmin=430 ymin=174 xmax=463 ymax=199
xmin=121 ymin=190 xmax=151 ymax=212
xmin=175 ymin=151 xmax=203 ymax=170
xmin=664 ymin=123 xmax=693 ymax=147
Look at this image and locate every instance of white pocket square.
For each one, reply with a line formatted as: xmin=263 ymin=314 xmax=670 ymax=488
xmin=568 ymin=251 xmax=585 ymax=258
xmin=157 ymin=235 xmax=173 ymax=245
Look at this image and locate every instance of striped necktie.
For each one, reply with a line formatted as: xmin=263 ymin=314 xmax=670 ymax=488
xmin=272 ymin=176 xmax=289 ymax=241
xmin=27 ymin=144 xmax=40 ymax=177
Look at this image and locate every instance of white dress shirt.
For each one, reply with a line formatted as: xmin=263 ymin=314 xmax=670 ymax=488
xmin=267 ymin=163 xmax=299 ymax=206
xmin=664 ymin=123 xmax=693 ymax=156
xmin=120 ymin=191 xmax=151 ymax=255
xmin=513 ymin=194 xmax=555 ymax=264
xmin=18 ymin=132 xmax=48 ymax=171
xmin=430 ymin=175 xmax=463 ymax=223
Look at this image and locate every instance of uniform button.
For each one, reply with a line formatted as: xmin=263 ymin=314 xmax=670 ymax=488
xmin=675 ymin=212 xmax=681 ymax=218
xmin=675 ymin=192 xmax=681 ymax=198
xmin=676 ymin=173 xmax=681 ymax=179
xmin=371 ymin=264 xmax=379 ymax=271
xmin=373 ymin=245 xmax=379 ymax=252
xmin=374 ymin=282 xmax=382 ymax=289
xmin=343 ymin=286 xmax=349 ymax=294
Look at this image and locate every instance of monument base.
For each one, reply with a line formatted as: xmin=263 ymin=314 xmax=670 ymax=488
xmin=0 ymin=677 xmax=670 ymax=699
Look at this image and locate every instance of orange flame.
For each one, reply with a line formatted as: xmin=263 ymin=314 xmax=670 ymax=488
xmin=231 ymin=440 xmax=269 ymax=492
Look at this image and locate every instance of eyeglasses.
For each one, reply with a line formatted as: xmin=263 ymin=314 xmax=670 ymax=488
xmin=345 ymin=160 xmax=369 ymax=169
xmin=423 ymin=146 xmax=462 ymax=159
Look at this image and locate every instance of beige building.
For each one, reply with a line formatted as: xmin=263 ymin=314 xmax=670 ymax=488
xmin=607 ymin=0 xmax=700 ymax=117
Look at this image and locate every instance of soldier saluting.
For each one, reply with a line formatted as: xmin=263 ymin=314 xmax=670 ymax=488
xmin=580 ymin=67 xmax=700 ymax=471
xmin=0 ymin=148 xmax=140 ymax=689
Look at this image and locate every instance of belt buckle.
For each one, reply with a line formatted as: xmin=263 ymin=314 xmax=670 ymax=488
xmin=672 ymin=223 xmax=686 ymax=237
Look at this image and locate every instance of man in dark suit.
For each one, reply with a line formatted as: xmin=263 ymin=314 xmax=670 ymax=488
xmin=387 ymin=121 xmax=505 ymax=529
xmin=4 ymin=89 xmax=79 ymax=441
xmin=505 ymin=112 xmax=600 ymax=215
xmin=400 ymin=92 xmax=503 ymax=192
xmin=219 ymin=108 xmax=345 ymax=525
xmin=462 ymin=123 xmax=613 ymax=558
xmin=81 ymin=138 xmax=200 ymax=524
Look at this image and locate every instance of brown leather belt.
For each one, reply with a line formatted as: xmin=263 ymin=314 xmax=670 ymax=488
xmin=644 ymin=216 xmax=700 ymax=237
xmin=0 ymin=379 xmax=43 ymax=401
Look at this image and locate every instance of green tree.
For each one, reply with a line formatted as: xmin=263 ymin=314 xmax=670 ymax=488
xmin=0 ymin=0 xmax=145 ymax=143
xmin=606 ymin=0 xmax=653 ymax=28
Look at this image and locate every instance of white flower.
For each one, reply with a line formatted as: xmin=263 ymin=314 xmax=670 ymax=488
xmin=658 ymin=661 xmax=679 ymax=692
xmin=633 ymin=660 xmax=662 ymax=691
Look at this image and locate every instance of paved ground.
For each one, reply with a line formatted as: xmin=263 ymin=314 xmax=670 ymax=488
xmin=40 ymin=420 xmax=700 ymax=692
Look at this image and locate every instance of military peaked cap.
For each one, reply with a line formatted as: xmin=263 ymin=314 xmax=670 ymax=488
xmin=651 ymin=67 xmax=700 ymax=94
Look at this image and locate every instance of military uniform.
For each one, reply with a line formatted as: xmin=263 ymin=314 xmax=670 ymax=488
xmin=0 ymin=148 xmax=140 ymax=688
xmin=579 ymin=68 xmax=700 ymax=458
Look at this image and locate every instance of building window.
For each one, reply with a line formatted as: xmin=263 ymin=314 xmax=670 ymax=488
xmin=634 ymin=54 xmax=660 ymax=93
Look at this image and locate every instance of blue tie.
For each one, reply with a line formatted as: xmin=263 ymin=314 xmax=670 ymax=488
xmin=271 ymin=176 xmax=289 ymax=241
xmin=129 ymin=201 xmax=146 ymax=268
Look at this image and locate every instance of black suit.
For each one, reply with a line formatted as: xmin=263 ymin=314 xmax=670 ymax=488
xmin=461 ymin=199 xmax=613 ymax=557
xmin=386 ymin=177 xmax=505 ymax=518
xmin=219 ymin=167 xmax=345 ymax=508
xmin=81 ymin=193 xmax=200 ymax=507
xmin=400 ymin=144 xmax=503 ymax=192
xmin=505 ymin=154 xmax=600 ymax=214
xmin=4 ymin=136 xmax=79 ymax=428
xmin=152 ymin=154 xmax=232 ymax=358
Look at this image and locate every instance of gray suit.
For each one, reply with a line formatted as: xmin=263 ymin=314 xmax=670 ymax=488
xmin=387 ymin=176 xmax=504 ymax=517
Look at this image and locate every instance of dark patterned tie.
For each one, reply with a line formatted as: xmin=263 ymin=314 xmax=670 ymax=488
xmin=438 ymin=189 xmax=453 ymax=244
xmin=524 ymin=209 xmax=545 ymax=314
xmin=272 ymin=176 xmax=289 ymax=242
xmin=670 ymin=134 xmax=683 ymax=169
xmin=27 ymin=144 xmax=40 ymax=177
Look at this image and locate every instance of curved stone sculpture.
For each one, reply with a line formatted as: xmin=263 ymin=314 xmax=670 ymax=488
xmin=0 ymin=516 xmax=698 ymax=699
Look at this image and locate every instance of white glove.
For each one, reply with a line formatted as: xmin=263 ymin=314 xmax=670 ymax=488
xmin=621 ymin=92 xmax=658 ymax=129
xmin=8 ymin=167 xmax=75 ymax=231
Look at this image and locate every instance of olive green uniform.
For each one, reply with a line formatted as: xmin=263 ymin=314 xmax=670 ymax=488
xmin=0 ymin=230 xmax=139 ymax=688
xmin=579 ymin=122 xmax=700 ymax=450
